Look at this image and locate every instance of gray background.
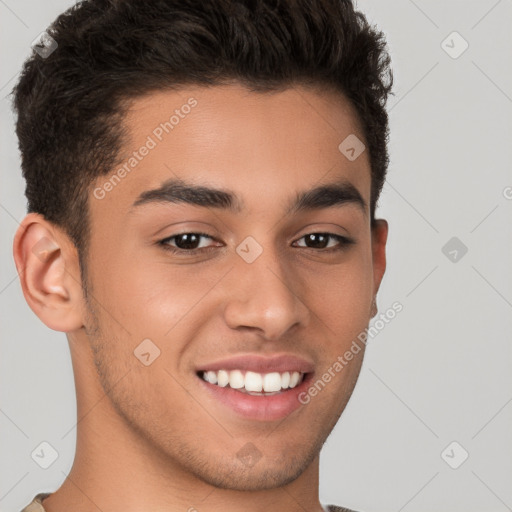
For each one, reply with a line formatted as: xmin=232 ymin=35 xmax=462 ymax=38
xmin=1 ymin=1 xmax=511 ymax=511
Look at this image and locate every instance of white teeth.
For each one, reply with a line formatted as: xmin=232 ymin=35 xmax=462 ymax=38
xmin=244 ymin=371 xmax=263 ymax=392
xmin=289 ymin=371 xmax=301 ymax=388
xmin=200 ymin=369 xmax=305 ymax=393
xmin=206 ymin=371 xmax=217 ymax=385
xmin=263 ymin=372 xmax=282 ymax=392
xmin=229 ymin=370 xmax=244 ymax=389
xmin=217 ymin=370 xmax=229 ymax=387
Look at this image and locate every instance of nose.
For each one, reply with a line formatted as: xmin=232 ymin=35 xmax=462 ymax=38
xmin=222 ymin=244 xmax=311 ymax=340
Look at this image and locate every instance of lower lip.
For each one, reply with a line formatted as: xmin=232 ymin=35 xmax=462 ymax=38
xmin=198 ymin=374 xmax=313 ymax=422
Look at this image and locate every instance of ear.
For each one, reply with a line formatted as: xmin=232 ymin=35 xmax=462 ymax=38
xmin=13 ymin=213 xmax=84 ymax=332
xmin=370 ymin=219 xmax=388 ymax=315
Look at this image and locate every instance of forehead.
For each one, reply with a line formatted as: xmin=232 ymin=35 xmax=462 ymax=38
xmin=90 ymin=83 xmax=371 ymax=219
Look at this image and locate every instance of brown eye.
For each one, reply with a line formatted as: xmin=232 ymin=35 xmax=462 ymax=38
xmin=159 ymin=233 xmax=218 ymax=253
xmin=294 ymin=233 xmax=355 ymax=250
xmin=172 ymin=233 xmax=203 ymax=250
xmin=303 ymin=233 xmax=330 ymax=249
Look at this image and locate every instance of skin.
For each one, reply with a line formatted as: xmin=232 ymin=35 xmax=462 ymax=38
xmin=13 ymin=83 xmax=387 ymax=512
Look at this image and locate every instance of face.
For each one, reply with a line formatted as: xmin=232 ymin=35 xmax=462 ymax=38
xmin=81 ymin=83 xmax=387 ymax=490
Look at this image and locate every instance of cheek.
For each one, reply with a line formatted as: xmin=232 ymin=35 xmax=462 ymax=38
xmin=298 ymin=249 xmax=374 ymax=339
xmin=89 ymin=236 xmax=373 ymax=349
xmin=94 ymin=255 xmax=226 ymax=340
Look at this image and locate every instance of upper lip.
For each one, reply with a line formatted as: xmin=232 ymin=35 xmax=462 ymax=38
xmin=196 ymin=354 xmax=314 ymax=374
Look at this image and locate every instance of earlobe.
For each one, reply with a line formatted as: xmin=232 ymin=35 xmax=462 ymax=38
xmin=13 ymin=213 xmax=84 ymax=332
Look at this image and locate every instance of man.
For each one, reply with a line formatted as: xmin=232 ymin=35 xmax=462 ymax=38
xmin=12 ymin=0 xmax=392 ymax=510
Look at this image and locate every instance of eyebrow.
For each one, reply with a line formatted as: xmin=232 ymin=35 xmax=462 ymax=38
xmin=130 ymin=178 xmax=367 ymax=216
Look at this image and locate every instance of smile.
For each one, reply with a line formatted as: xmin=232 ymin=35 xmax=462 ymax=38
xmin=199 ymin=369 xmax=305 ymax=395
xmin=195 ymin=353 xmax=314 ymax=421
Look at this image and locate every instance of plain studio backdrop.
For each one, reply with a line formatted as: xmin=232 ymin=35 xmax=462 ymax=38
xmin=1 ymin=1 xmax=511 ymax=511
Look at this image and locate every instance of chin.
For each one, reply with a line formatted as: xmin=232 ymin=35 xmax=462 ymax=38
xmin=190 ymin=455 xmax=312 ymax=491
xmin=162 ymin=433 xmax=325 ymax=492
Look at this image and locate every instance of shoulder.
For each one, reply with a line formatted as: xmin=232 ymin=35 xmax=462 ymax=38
xmin=19 ymin=493 xmax=51 ymax=512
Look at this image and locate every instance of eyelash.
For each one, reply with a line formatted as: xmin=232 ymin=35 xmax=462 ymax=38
xmin=158 ymin=232 xmax=355 ymax=255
